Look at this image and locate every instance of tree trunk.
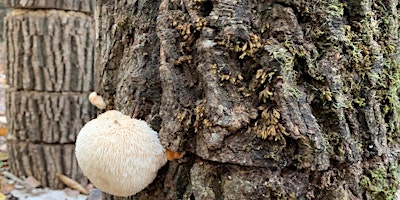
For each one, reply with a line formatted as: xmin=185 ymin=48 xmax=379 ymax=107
xmin=96 ymin=0 xmax=400 ymax=199
xmin=0 ymin=1 xmax=8 ymax=43
xmin=4 ymin=0 xmax=95 ymax=188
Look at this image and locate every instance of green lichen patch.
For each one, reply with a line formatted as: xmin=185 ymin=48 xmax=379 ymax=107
xmin=361 ymin=162 xmax=400 ymax=200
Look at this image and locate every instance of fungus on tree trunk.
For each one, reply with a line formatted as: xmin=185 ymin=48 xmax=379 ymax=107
xmin=88 ymin=92 xmax=107 ymax=110
xmin=75 ymin=110 xmax=167 ymax=197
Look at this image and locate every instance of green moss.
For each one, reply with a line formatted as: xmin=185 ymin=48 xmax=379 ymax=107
xmin=264 ymin=182 xmax=297 ymax=200
xmin=115 ymin=16 xmax=132 ymax=32
xmin=325 ymin=3 xmax=344 ymax=18
xmin=264 ymin=44 xmax=301 ymax=100
xmin=361 ymin=163 xmax=400 ymax=200
xmin=353 ymin=98 xmax=366 ymax=107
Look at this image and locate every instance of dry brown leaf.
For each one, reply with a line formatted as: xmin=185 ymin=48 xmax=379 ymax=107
xmin=25 ymin=176 xmax=41 ymax=188
xmin=0 ymin=182 xmax=15 ymax=194
xmin=0 ymin=192 xmax=5 ymax=200
xmin=85 ymin=183 xmax=95 ymax=191
xmin=57 ymin=173 xmax=89 ymax=195
xmin=0 ymin=127 xmax=7 ymax=136
xmin=166 ymin=149 xmax=185 ymax=161
xmin=2 ymin=171 xmax=24 ymax=185
xmin=0 ymin=152 xmax=8 ymax=162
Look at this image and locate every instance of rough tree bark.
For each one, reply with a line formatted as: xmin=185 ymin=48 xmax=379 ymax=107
xmin=4 ymin=0 xmax=95 ymax=188
xmin=96 ymin=0 xmax=400 ymax=199
xmin=0 ymin=1 xmax=7 ymax=42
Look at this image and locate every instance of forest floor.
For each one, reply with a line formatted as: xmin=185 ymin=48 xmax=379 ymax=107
xmin=0 ymin=44 xmax=88 ymax=199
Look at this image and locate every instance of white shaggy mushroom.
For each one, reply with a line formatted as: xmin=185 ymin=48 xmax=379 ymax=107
xmin=75 ymin=110 xmax=167 ymax=197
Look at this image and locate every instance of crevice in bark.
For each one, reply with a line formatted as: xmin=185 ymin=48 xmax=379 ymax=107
xmin=3 ymin=7 xmax=95 ymax=15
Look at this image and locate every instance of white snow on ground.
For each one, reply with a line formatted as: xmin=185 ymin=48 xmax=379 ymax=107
xmin=11 ymin=189 xmax=87 ymax=200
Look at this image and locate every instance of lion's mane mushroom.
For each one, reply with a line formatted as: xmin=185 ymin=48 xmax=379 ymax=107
xmin=75 ymin=110 xmax=167 ymax=197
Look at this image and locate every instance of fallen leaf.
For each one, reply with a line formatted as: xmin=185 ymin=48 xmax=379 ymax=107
xmin=85 ymin=183 xmax=95 ymax=191
xmin=0 ymin=192 xmax=5 ymax=200
xmin=0 ymin=152 xmax=8 ymax=161
xmin=25 ymin=176 xmax=41 ymax=188
xmin=2 ymin=171 xmax=24 ymax=185
xmin=0 ymin=182 xmax=14 ymax=194
xmin=57 ymin=173 xmax=89 ymax=195
xmin=0 ymin=127 xmax=6 ymax=136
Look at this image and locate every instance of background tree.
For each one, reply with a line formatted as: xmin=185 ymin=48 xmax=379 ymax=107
xmin=0 ymin=1 xmax=7 ymax=43
xmin=96 ymin=0 xmax=400 ymax=199
xmin=4 ymin=0 xmax=95 ymax=188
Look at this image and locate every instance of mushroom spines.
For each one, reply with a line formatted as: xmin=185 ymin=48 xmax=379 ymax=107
xmin=75 ymin=110 xmax=167 ymax=197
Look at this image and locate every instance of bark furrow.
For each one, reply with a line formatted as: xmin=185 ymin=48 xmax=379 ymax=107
xmin=4 ymin=9 xmax=94 ymax=92
xmin=6 ymin=91 xmax=94 ymax=143
xmin=7 ymin=141 xmax=88 ymax=189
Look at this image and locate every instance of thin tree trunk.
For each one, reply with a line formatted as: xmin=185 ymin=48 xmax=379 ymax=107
xmin=96 ymin=0 xmax=400 ymax=199
xmin=4 ymin=0 xmax=95 ymax=188
xmin=0 ymin=1 xmax=7 ymax=43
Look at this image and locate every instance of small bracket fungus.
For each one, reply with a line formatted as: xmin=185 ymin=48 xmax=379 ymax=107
xmin=88 ymin=92 xmax=107 ymax=109
xmin=166 ymin=149 xmax=186 ymax=161
xmin=75 ymin=110 xmax=167 ymax=197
